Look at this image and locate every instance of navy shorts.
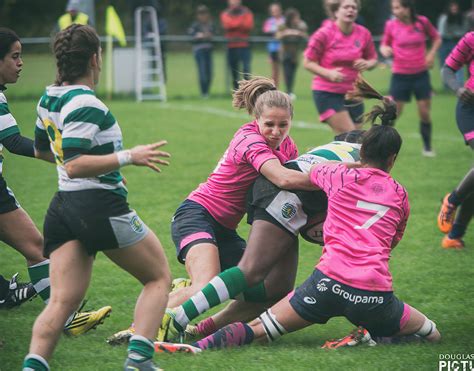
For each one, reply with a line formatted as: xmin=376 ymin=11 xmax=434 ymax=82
xmin=44 ymin=190 xmax=148 ymax=258
xmin=171 ymin=199 xmax=246 ymax=268
xmin=390 ymin=71 xmax=432 ymax=102
xmin=269 ymin=51 xmax=280 ymax=63
xmin=312 ymin=90 xmax=364 ymax=123
xmin=455 ymin=99 xmax=474 ymax=145
xmin=0 ymin=176 xmax=20 ymax=215
xmin=289 ymin=269 xmax=406 ymax=337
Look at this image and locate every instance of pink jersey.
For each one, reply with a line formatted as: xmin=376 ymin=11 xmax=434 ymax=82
xmin=445 ymin=32 xmax=474 ymax=91
xmin=382 ymin=15 xmax=440 ymax=75
xmin=189 ymin=121 xmax=298 ymax=230
xmin=310 ymin=164 xmax=410 ymax=292
xmin=304 ymin=22 xmax=376 ymax=94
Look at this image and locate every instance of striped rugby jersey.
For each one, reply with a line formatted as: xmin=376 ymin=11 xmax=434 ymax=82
xmin=0 ymin=91 xmax=21 ymax=174
xmin=35 ymin=85 xmax=126 ymax=196
xmin=286 ymin=141 xmax=361 ymax=174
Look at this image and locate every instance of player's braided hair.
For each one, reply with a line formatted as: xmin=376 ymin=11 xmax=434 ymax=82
xmin=53 ymin=24 xmax=100 ymax=85
xmin=0 ymin=28 xmax=20 ymax=60
xmin=233 ymin=76 xmax=293 ymax=118
xmin=347 ymin=77 xmax=402 ymax=171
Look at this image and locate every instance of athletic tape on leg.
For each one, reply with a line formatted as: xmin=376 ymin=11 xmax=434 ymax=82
xmin=415 ymin=316 xmax=436 ymax=338
xmin=259 ymin=309 xmax=287 ymax=342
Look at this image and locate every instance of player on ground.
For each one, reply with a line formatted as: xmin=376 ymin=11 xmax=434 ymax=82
xmin=438 ymin=32 xmax=474 ymax=249
xmin=303 ymin=0 xmax=377 ymax=134
xmin=0 ymin=27 xmax=111 ymax=333
xmin=22 ymin=24 xmax=171 ymax=371
xmin=158 ymin=79 xmax=441 ymax=353
xmin=380 ymin=0 xmax=441 ymax=157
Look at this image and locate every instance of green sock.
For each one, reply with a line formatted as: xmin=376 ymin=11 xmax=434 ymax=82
xmin=27 ymin=260 xmax=50 ymax=303
xmin=127 ymin=335 xmax=154 ymax=363
xmin=174 ymin=267 xmax=248 ymax=329
xmin=242 ymin=281 xmax=267 ymax=302
xmin=23 ymin=354 xmax=50 ymax=371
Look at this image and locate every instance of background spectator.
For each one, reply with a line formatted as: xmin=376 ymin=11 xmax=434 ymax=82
xmin=262 ymin=3 xmax=285 ymax=88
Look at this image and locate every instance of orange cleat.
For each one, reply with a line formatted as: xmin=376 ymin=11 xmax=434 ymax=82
xmin=437 ymin=194 xmax=457 ymax=234
xmin=441 ymin=235 xmax=464 ymax=249
xmin=154 ymin=341 xmax=201 ymax=354
xmin=321 ymin=327 xmax=376 ymax=349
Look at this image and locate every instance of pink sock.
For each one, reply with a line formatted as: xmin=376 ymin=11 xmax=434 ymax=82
xmin=196 ymin=317 xmax=217 ymax=336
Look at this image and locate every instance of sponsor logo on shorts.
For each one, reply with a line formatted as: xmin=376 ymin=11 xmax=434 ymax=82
xmin=281 ymin=202 xmax=297 ymax=219
xmin=317 ymin=278 xmax=331 ymax=292
xmin=130 ymin=215 xmax=144 ymax=233
xmin=303 ymin=296 xmax=317 ymax=304
xmin=332 ymin=284 xmax=384 ymax=304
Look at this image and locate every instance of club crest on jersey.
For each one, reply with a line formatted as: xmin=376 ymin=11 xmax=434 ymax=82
xmin=354 ymin=39 xmax=361 ymax=48
xmin=130 ymin=215 xmax=144 ymax=233
xmin=281 ymin=202 xmax=297 ymax=219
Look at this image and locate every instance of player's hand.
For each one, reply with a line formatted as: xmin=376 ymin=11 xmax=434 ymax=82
xmin=380 ymin=45 xmax=393 ymax=58
xmin=344 ymin=161 xmax=362 ymax=169
xmin=425 ymin=54 xmax=435 ymax=69
xmin=326 ymin=68 xmax=344 ymax=82
xmin=353 ymin=59 xmax=371 ymax=72
xmin=130 ymin=140 xmax=170 ymax=173
xmin=457 ymin=87 xmax=474 ymax=105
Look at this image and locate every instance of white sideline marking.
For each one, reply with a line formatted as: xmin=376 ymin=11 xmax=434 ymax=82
xmin=160 ymin=103 xmax=462 ymax=142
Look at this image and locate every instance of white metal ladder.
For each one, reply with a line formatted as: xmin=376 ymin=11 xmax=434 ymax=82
xmin=134 ymin=6 xmax=167 ymax=102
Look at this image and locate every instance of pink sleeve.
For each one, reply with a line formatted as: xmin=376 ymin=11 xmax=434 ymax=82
xmin=304 ymin=28 xmax=327 ymax=62
xmin=362 ymin=28 xmax=377 ymax=60
xmin=233 ymin=133 xmax=277 ymax=172
xmin=446 ymin=33 xmax=474 ymax=70
xmin=420 ymin=16 xmax=440 ymax=41
xmin=392 ymin=190 xmax=410 ymax=248
xmin=381 ymin=20 xmax=392 ymax=47
xmin=309 ymin=163 xmax=359 ymax=197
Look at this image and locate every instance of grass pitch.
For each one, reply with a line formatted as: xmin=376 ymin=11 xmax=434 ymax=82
xmin=0 ymin=49 xmax=472 ymax=370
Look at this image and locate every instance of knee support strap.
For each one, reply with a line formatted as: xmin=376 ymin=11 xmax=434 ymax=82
xmin=415 ymin=316 xmax=436 ymax=338
xmin=259 ymin=309 xmax=287 ymax=342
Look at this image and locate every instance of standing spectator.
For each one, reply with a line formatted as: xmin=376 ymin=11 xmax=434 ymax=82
xmin=57 ymin=0 xmax=90 ymax=31
xmin=220 ymin=0 xmax=254 ymax=90
xmin=276 ymin=8 xmax=308 ymax=99
xmin=465 ymin=0 xmax=474 ymax=32
xmin=380 ymin=0 xmax=441 ymax=157
xmin=188 ymin=5 xmax=216 ymax=98
xmin=303 ymin=0 xmax=377 ymax=134
xmin=262 ymin=3 xmax=285 ymax=88
xmin=438 ymin=1 xmax=466 ymax=88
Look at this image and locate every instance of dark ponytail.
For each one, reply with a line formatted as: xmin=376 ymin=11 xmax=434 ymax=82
xmin=53 ymin=24 xmax=100 ymax=85
xmin=399 ymin=0 xmax=418 ymax=24
xmin=347 ymin=77 xmax=402 ymax=171
xmin=0 ymin=28 xmax=20 ymax=60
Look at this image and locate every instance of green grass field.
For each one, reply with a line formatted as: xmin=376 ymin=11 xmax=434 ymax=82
xmin=0 ymin=49 xmax=472 ymax=370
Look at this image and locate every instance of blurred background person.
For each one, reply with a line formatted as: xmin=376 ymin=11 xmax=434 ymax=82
xmin=57 ymin=0 xmax=90 ymax=31
xmin=220 ymin=0 xmax=254 ymax=90
xmin=276 ymin=7 xmax=308 ymax=100
xmin=188 ymin=5 xmax=216 ymax=98
xmin=262 ymin=3 xmax=284 ymax=88
xmin=438 ymin=1 xmax=466 ymax=88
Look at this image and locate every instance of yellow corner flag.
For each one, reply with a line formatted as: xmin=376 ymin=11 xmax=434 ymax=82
xmin=105 ymin=5 xmax=127 ymax=47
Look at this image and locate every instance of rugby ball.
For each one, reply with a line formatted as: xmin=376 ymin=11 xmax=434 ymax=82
xmin=300 ymin=212 xmax=326 ymax=245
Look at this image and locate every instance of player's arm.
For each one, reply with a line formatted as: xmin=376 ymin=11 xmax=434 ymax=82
xmin=64 ymin=140 xmax=170 ymax=178
xmin=260 ymin=158 xmax=317 ymax=191
xmin=303 ymin=57 xmax=344 ymax=83
xmin=33 ymin=123 xmax=55 ymax=163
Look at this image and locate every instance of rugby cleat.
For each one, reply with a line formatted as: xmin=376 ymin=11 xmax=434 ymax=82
xmin=171 ymin=277 xmax=192 ymax=292
xmin=107 ymin=325 xmax=135 ymax=345
xmin=0 ymin=273 xmax=37 ymax=309
xmin=124 ymin=358 xmax=162 ymax=371
xmin=321 ymin=327 xmax=376 ymax=349
xmin=154 ymin=341 xmax=202 ymax=354
xmin=156 ymin=309 xmax=184 ymax=342
xmin=64 ymin=302 xmax=112 ymax=336
xmin=441 ymin=235 xmax=465 ymax=249
xmin=437 ymin=194 xmax=457 ymax=234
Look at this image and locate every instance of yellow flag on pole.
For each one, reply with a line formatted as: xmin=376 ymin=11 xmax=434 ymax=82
xmin=105 ymin=5 xmax=127 ymax=47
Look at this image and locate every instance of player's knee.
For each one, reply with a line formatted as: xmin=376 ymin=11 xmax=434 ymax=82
xmin=258 ymin=309 xmax=287 ymax=343
xmin=238 ymin=264 xmax=266 ymax=287
xmin=415 ymin=316 xmax=440 ymax=342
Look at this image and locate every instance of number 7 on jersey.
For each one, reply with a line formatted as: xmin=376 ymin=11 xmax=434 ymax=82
xmin=354 ymin=200 xmax=390 ymax=230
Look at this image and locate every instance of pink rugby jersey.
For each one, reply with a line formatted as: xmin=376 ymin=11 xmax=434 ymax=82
xmin=309 ymin=164 xmax=410 ymax=292
xmin=189 ymin=121 xmax=298 ymax=230
xmin=304 ymin=22 xmax=376 ymax=94
xmin=382 ymin=15 xmax=440 ymax=75
xmin=445 ymin=32 xmax=474 ymax=91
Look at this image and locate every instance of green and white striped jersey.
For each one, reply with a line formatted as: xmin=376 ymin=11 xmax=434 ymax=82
xmin=35 ymin=85 xmax=126 ymax=196
xmin=0 ymin=91 xmax=21 ymax=174
xmin=286 ymin=141 xmax=361 ymax=173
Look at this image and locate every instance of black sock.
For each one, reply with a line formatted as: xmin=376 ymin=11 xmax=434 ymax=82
xmin=420 ymin=122 xmax=432 ymax=151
